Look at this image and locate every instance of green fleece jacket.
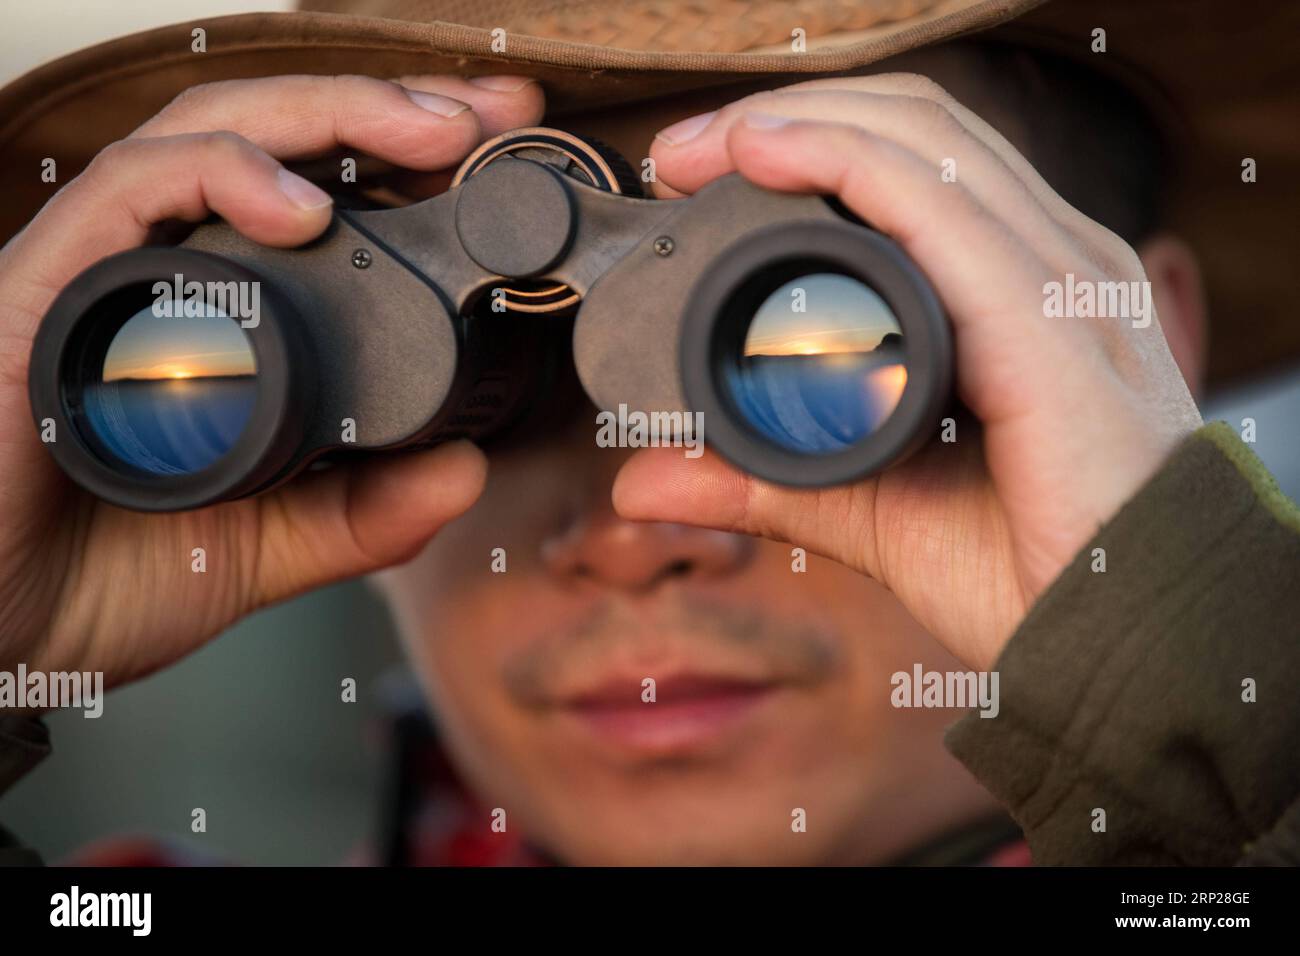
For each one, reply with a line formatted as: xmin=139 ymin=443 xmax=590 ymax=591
xmin=2 ymin=421 xmax=1298 ymax=865
xmin=947 ymin=421 xmax=1300 ymax=865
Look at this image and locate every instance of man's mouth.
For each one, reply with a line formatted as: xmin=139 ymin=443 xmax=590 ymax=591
xmin=501 ymin=593 xmax=840 ymax=760
xmin=554 ymin=672 xmax=783 ymax=758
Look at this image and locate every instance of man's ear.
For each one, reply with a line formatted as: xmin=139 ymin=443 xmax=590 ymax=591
xmin=1138 ymin=233 xmax=1208 ymax=397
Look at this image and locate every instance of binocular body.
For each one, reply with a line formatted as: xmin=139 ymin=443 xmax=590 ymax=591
xmin=29 ymin=127 xmax=951 ymax=511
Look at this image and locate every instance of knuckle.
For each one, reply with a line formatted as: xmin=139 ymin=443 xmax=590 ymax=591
xmin=726 ymin=88 xmax=782 ymax=118
xmin=196 ymin=129 xmax=256 ymax=161
xmin=1078 ymin=219 xmax=1143 ymax=278
xmin=903 ymin=93 xmax=962 ymax=136
xmin=318 ymin=75 xmax=414 ymax=144
xmin=839 ymin=123 xmax=883 ymax=156
xmin=327 ymin=73 xmax=387 ymax=102
xmin=334 ymin=73 xmax=381 ymax=90
xmin=1101 ymin=233 xmax=1145 ymax=278
xmin=161 ymin=80 xmax=227 ymax=117
xmin=84 ymin=138 xmax=140 ymax=179
xmin=885 ymin=72 xmax=951 ymax=103
xmin=835 ymin=128 xmax=884 ymax=179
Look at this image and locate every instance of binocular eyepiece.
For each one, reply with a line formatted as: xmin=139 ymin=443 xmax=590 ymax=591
xmin=29 ymin=127 xmax=952 ymax=512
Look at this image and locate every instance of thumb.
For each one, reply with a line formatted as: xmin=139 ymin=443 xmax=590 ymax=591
xmin=612 ymin=445 xmax=881 ymax=579
xmin=250 ymin=439 xmax=487 ymax=607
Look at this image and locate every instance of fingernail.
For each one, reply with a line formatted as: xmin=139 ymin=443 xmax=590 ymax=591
xmin=655 ymin=111 xmax=718 ymax=146
xmin=468 ymin=75 xmax=536 ymax=93
xmin=743 ymin=111 xmax=792 ymax=130
xmin=405 ymin=89 xmax=471 ymax=117
xmin=277 ymin=168 xmax=333 ymax=210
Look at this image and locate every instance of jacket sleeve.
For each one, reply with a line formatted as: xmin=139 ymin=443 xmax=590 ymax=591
xmin=946 ymin=421 xmax=1300 ymax=865
xmin=0 ymin=715 xmax=50 ymax=865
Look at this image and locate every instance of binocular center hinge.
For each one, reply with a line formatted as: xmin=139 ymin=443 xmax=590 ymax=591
xmin=454 ymin=158 xmax=576 ymax=280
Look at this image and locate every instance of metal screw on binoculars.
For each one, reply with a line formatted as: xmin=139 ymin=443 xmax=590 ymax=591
xmin=28 ymin=126 xmax=952 ymax=512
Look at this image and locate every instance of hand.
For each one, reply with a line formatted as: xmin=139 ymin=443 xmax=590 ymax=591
xmin=0 ymin=73 xmax=544 ymax=690
xmin=615 ymin=75 xmax=1202 ymax=670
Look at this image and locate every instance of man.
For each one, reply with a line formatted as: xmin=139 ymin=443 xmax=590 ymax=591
xmin=0 ymin=0 xmax=1297 ymax=866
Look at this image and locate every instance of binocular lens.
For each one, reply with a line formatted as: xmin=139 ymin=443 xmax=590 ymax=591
xmin=722 ymin=272 xmax=906 ymax=454
xmin=82 ymin=302 xmax=258 ymax=475
xmin=681 ymin=219 xmax=949 ymax=488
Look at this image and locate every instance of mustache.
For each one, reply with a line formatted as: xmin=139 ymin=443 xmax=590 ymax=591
xmin=502 ymin=591 xmax=841 ymax=707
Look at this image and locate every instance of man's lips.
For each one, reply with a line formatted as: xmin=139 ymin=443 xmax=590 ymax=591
xmin=554 ymin=674 xmax=782 ymax=757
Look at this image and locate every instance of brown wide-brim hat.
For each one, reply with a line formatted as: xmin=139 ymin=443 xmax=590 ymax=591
xmin=1 ymin=0 xmax=1296 ymax=385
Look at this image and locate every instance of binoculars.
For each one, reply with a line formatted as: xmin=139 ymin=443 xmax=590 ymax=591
xmin=29 ymin=127 xmax=951 ymax=512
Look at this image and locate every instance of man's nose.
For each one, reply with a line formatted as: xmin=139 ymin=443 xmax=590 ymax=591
xmin=541 ymin=512 xmax=755 ymax=592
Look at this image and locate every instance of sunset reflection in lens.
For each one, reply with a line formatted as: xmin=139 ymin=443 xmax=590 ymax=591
xmin=83 ymin=303 xmax=258 ymax=475
xmin=724 ymin=273 xmax=906 ymax=454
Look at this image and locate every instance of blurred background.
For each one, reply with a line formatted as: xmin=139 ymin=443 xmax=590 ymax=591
xmin=1 ymin=1 xmax=1298 ymax=865
xmin=2 ymin=0 xmax=294 ymax=83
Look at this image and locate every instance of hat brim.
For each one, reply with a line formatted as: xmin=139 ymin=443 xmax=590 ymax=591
xmin=1 ymin=1 xmax=1297 ymax=385
xmin=0 ymin=2 xmax=1043 ymax=232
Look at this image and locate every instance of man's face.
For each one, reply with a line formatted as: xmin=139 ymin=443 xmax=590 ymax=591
xmin=376 ymin=408 xmax=997 ymax=865
xmin=374 ymin=48 xmax=1040 ymax=866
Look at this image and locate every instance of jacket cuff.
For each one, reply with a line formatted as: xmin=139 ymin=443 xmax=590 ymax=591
xmin=946 ymin=421 xmax=1300 ymax=865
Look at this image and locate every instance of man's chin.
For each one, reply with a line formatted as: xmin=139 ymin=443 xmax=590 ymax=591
xmin=535 ymin=822 xmax=831 ymax=866
xmin=512 ymin=760 xmax=862 ymax=866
